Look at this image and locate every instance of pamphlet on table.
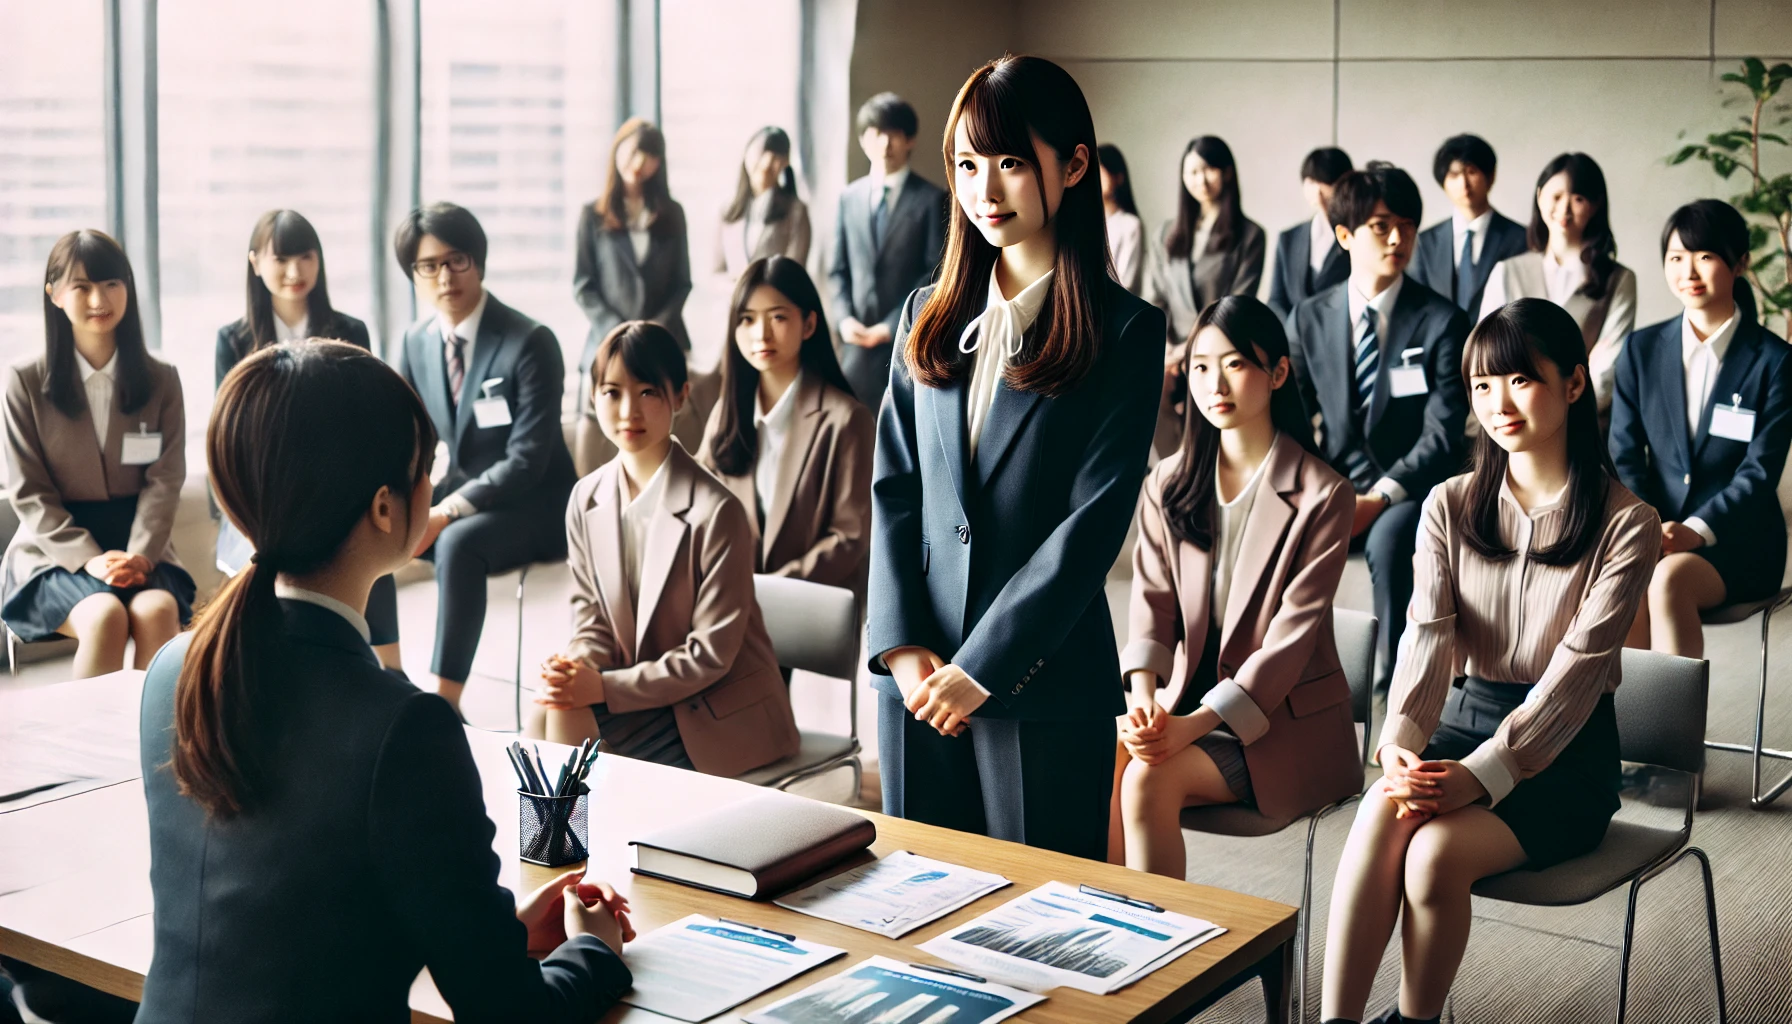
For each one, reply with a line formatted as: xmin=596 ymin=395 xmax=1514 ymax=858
xmin=774 ymin=850 xmax=1011 ymax=939
xmin=744 ymin=955 xmax=1044 ymax=1024
xmin=619 ymin=914 xmax=846 ymax=1021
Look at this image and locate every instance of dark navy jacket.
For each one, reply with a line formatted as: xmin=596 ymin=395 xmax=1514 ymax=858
xmin=1410 ymin=211 xmax=1528 ymax=314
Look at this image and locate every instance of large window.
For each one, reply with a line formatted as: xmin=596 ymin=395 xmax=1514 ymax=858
xmin=0 ymin=0 xmax=108 ymax=370
xmin=157 ymin=0 xmax=377 ymax=422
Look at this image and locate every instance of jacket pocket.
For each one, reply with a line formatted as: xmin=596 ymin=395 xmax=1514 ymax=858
xmin=702 ymin=669 xmax=781 ymax=719
xmin=1286 ymin=669 xmax=1349 ymax=718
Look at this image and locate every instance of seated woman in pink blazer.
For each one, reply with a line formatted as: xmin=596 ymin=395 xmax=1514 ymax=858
xmin=531 ymin=320 xmax=799 ymax=778
xmin=1114 ymin=295 xmax=1363 ymax=878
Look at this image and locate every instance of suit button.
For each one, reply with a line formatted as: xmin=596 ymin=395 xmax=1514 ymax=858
xmin=1683 ymin=473 xmax=1691 ymax=485
xmin=956 ymin=525 xmax=970 ymax=544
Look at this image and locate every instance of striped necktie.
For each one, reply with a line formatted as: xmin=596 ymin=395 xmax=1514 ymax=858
xmin=1354 ymin=306 xmax=1380 ymax=415
xmin=444 ymin=327 xmax=466 ymax=407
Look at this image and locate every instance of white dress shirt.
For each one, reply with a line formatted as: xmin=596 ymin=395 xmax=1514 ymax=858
xmin=274 ymin=581 xmax=372 ymax=644
xmin=1309 ymin=212 xmax=1334 ymax=274
xmin=1345 ymin=275 xmax=1410 ymax=504
xmin=1681 ymin=313 xmax=1738 ymax=548
xmin=273 ymin=313 xmax=310 ymax=343
xmin=78 ymin=351 xmax=117 ymax=449
xmin=1541 ymin=248 xmax=1589 ymax=305
xmin=962 ymin=266 xmax=1054 ymax=455
xmin=620 ymin=455 xmax=670 ymax=600
xmin=753 ymin=370 xmax=804 ymax=524
xmin=1211 ymin=455 xmax=1268 ymax=626
xmin=626 ymin=203 xmax=653 ymax=262
xmin=1452 ymin=209 xmax=1494 ymax=267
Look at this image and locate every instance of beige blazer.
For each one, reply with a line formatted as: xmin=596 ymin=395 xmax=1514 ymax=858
xmin=1121 ymin=431 xmax=1362 ymax=819
xmin=2 ymin=354 xmax=186 ymax=583
xmin=714 ymin=198 xmax=812 ymax=278
xmin=697 ymin=374 xmax=874 ymax=599
xmin=563 ymin=442 xmax=799 ymax=777
xmin=1478 ymin=251 xmax=1638 ymax=413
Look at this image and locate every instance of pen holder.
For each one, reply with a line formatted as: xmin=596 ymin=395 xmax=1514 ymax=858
xmin=519 ymin=790 xmax=589 ymax=867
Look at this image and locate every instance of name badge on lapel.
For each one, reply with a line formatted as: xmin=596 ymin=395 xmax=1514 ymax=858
xmin=472 ymin=377 xmax=512 ymax=429
xmin=1710 ymin=393 xmax=1756 ymax=443
xmin=121 ymin=422 xmax=162 ymax=465
xmin=1389 ymin=347 xmax=1429 ymax=398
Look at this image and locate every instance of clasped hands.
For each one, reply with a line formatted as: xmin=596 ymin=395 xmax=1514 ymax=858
xmin=1660 ymin=520 xmax=1705 ymax=556
xmin=1377 ymin=745 xmax=1487 ymax=820
xmin=1117 ymin=693 xmax=1215 ymax=765
xmin=83 ymin=550 xmax=151 ymax=588
xmin=514 ymin=868 xmax=635 ymax=956
xmin=535 ymin=653 xmax=604 ymax=710
xmin=888 ymin=647 xmax=987 ymax=737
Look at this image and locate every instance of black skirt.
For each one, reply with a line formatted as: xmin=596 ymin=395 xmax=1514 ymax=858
xmin=1694 ymin=540 xmax=1782 ymax=606
xmin=1423 ymin=678 xmax=1620 ymax=869
xmin=2 ymin=496 xmax=196 ymax=643
xmin=1171 ymin=618 xmax=1256 ymax=806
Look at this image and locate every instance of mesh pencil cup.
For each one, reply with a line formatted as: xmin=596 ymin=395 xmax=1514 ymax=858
xmin=519 ymin=789 xmax=589 ymax=867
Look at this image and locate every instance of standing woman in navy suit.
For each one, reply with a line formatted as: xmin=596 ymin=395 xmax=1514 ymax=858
xmin=866 ymin=55 xmax=1166 ymax=859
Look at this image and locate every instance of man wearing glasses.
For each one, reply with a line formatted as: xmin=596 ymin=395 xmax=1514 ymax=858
xmin=395 ymin=202 xmax=578 ymax=718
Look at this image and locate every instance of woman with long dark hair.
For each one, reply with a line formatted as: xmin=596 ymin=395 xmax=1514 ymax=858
xmin=699 ymin=255 xmax=873 ymax=596
xmin=137 ymin=342 xmax=635 ymax=1021
xmin=1114 ymin=295 xmax=1360 ymax=878
xmin=1479 ymin=152 xmax=1637 ymax=413
xmin=212 ymin=209 xmax=403 ymax=671
xmin=715 ymin=126 xmax=811 ymax=277
xmin=866 ymin=55 xmax=1166 ymax=859
xmin=1098 ymin=142 xmax=1143 ymax=292
xmin=1 ymin=230 xmax=191 ymax=677
xmin=1320 ymin=299 xmax=1658 ymax=1024
xmin=1146 ymin=135 xmax=1267 ymax=455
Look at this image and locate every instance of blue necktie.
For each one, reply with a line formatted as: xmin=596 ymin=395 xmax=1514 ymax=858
xmin=871 ymin=185 xmax=891 ymax=251
xmin=1455 ymin=228 xmax=1477 ymax=311
xmin=1354 ymin=307 xmax=1380 ymax=414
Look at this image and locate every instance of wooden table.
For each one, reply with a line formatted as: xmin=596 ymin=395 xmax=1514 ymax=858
xmin=0 ymin=719 xmax=1297 ymax=1023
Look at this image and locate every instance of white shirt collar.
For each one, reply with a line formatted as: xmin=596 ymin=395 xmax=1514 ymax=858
xmin=1681 ymin=312 xmax=1739 ymax=367
xmin=1347 ymin=274 xmax=1403 ymax=327
xmin=1498 ymin=472 xmax=1570 ymax=516
xmin=871 ymin=164 xmax=910 ymax=202
xmin=273 ymin=314 xmax=310 ymax=343
xmin=623 ymin=454 xmax=670 ymax=514
xmin=1452 ymin=208 xmax=1494 ymax=238
xmin=273 ymin=582 xmax=372 ymax=643
xmin=437 ymin=291 xmax=488 ymax=347
xmin=962 ymin=266 xmax=1054 ymax=358
xmin=754 ymin=370 xmax=804 ymax=434
xmin=77 ymin=351 xmax=117 ymax=383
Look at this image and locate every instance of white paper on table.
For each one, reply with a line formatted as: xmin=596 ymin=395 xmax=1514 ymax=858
xmin=744 ymin=954 xmax=1045 ymax=1024
xmin=620 ymin=914 xmax=847 ymax=1022
xmin=917 ymin=881 xmax=1227 ymax=995
xmin=773 ymin=850 xmax=1012 ymax=939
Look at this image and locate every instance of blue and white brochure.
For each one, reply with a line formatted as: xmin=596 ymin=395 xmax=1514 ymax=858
xmin=775 ymin=850 xmax=1012 ymax=939
xmin=621 ymin=914 xmax=847 ymax=1021
xmin=745 ymin=955 xmax=1045 ymax=1024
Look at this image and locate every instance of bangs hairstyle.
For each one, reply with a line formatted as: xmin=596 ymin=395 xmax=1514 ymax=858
xmin=1160 ymin=296 xmax=1318 ymax=549
xmin=243 ymin=209 xmax=335 ymax=356
xmin=1096 ymin=143 xmax=1137 ymax=216
xmin=590 ymin=319 xmax=689 ymax=400
xmin=1326 ymin=161 xmax=1422 ymax=233
xmin=177 ymin=342 xmax=437 ymax=819
xmin=1459 ymin=298 xmax=1614 ymax=567
xmin=905 ymin=54 xmax=1108 ymax=398
xmin=1527 ymin=152 xmax=1619 ymax=301
xmin=1166 ymin=136 xmax=1243 ymax=260
xmin=1433 ymin=134 xmax=1497 ymax=185
xmin=1300 ymin=146 xmax=1353 ymax=186
xmin=41 ymin=230 xmax=154 ymax=420
xmin=393 ymin=202 xmax=488 ymax=277
xmin=1661 ymin=198 xmax=1758 ymax=324
xmin=710 ymin=256 xmax=853 ymax=477
xmin=598 ymin=118 xmax=674 ymax=233
xmin=724 ymin=126 xmax=798 ymax=225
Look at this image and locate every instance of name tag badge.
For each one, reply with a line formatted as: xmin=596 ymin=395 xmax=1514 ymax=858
xmin=121 ymin=422 xmax=161 ymax=465
xmin=472 ymin=377 xmax=512 ymax=429
xmin=1389 ymin=347 xmax=1429 ymax=398
xmin=1710 ymin=394 xmax=1756 ymax=443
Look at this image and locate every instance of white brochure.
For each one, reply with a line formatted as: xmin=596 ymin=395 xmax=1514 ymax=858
xmin=620 ymin=914 xmax=846 ymax=1022
xmin=774 ymin=850 xmax=1012 ymax=939
xmin=745 ymin=955 xmax=1045 ymax=1024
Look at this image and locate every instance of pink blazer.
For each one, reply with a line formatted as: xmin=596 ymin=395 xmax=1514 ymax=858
xmin=1122 ymin=430 xmax=1362 ymax=819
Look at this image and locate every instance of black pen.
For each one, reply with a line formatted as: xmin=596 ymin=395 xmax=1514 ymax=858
xmin=503 ymin=747 xmax=532 ymax=793
xmin=908 ymin=963 xmax=987 ymax=983
xmin=532 ymin=744 xmax=551 ymax=795
xmin=718 ymin=918 xmax=796 ymax=941
xmin=1079 ymin=883 xmax=1163 ymax=913
xmin=512 ymin=743 xmax=543 ymax=794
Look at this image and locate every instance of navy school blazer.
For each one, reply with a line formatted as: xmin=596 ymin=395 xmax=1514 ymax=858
xmin=864 ymin=278 xmax=1167 ymax=720
xmin=1409 ymin=211 xmax=1528 ymax=314
xmin=1267 ymin=219 xmax=1348 ymax=322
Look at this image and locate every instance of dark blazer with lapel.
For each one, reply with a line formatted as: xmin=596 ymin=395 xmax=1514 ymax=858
xmin=827 ymin=171 xmax=948 ymax=337
xmin=573 ymin=200 xmax=693 ymax=368
xmin=1289 ymin=277 xmax=1471 ymax=497
xmin=865 ymin=278 xmax=1166 ymax=720
xmin=1610 ymin=315 xmax=1792 ymax=599
xmin=1268 ymin=219 xmax=1348 ymax=321
xmin=697 ymin=373 xmax=875 ymax=599
xmin=399 ymin=292 xmax=577 ymax=514
xmin=1146 ymin=218 xmax=1268 ymax=347
xmin=137 ymin=600 xmax=631 ymax=1023
xmin=1410 ymin=211 xmax=1528 ymax=314
xmin=1123 ymin=432 xmax=1362 ymax=819
xmin=214 ymin=311 xmax=372 ymax=390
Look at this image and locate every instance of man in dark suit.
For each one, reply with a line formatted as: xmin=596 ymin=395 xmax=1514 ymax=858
xmin=1290 ymin=164 xmax=1470 ymax=693
xmin=1267 ymin=146 xmax=1353 ymax=322
xmin=396 ymin=202 xmax=579 ymax=715
xmin=1410 ymin=134 xmax=1528 ymax=316
xmin=828 ymin=92 xmax=947 ymax=409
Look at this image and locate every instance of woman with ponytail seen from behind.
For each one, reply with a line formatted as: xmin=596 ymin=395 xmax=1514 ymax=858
xmin=138 ymin=342 xmax=634 ymax=1023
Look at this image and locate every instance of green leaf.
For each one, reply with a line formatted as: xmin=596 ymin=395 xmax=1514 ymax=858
xmin=1746 ymin=56 xmax=1768 ymax=95
xmin=1712 ymin=153 xmax=1740 ymax=177
xmin=1723 ymin=71 xmax=1748 ymax=85
xmin=1761 ymin=133 xmax=1791 ymax=147
xmin=1667 ymin=144 xmax=1705 ymax=165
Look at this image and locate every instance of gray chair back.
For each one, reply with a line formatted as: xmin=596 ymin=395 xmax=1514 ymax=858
xmin=1333 ymin=607 xmax=1378 ymax=761
xmin=753 ymin=575 xmax=859 ymax=680
xmin=1616 ymin=648 xmax=1708 ymax=775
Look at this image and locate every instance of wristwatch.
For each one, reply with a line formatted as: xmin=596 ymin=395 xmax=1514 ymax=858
xmin=1369 ymin=487 xmax=1395 ymax=507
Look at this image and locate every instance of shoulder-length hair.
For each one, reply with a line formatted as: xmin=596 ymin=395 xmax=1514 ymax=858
xmin=1164 ymin=136 xmax=1243 ymax=261
xmin=596 ymin=117 xmax=673 ymax=233
xmin=41 ymin=230 xmax=155 ymax=420
xmin=709 ymin=256 xmax=853 ymax=477
xmin=904 ymin=54 xmax=1108 ymax=398
xmin=1662 ymin=198 xmax=1759 ymax=324
xmin=723 ymin=126 xmax=798 ymax=225
xmin=241 ymin=210 xmax=337 ymax=358
xmin=177 ymin=341 xmax=437 ymax=819
xmin=1527 ymin=152 xmax=1620 ymax=301
xmin=1096 ymin=143 xmax=1137 ymax=216
xmin=1160 ymin=296 xmax=1317 ymax=549
xmin=1459 ymin=298 xmax=1614 ymax=566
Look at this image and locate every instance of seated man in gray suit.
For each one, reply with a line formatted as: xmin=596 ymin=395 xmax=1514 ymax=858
xmin=828 ymin=92 xmax=946 ymax=409
xmin=1410 ymin=134 xmax=1528 ymax=316
xmin=396 ymin=202 xmax=579 ymax=716
xmin=1289 ymin=164 xmax=1470 ymax=694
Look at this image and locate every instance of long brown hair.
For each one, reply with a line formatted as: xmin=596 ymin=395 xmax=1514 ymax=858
xmin=41 ymin=230 xmax=154 ymax=420
xmin=241 ymin=209 xmax=337 ymax=357
xmin=904 ymin=54 xmax=1108 ymax=398
xmin=596 ymin=117 xmax=673 ymax=233
xmin=174 ymin=342 xmax=437 ymax=819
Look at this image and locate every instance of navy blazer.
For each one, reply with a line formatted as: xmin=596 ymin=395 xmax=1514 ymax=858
xmin=1610 ymin=315 xmax=1792 ymax=596
xmin=399 ymin=292 xmax=577 ymax=513
xmin=1267 ymin=219 xmax=1348 ymax=321
xmin=1289 ymin=277 xmax=1470 ymax=497
xmin=138 ymin=600 xmax=631 ymax=1023
xmin=214 ymin=311 xmax=372 ymax=390
xmin=827 ymin=172 xmax=948 ymax=337
xmin=865 ymin=279 xmax=1166 ymax=720
xmin=1410 ymin=211 xmax=1528 ymax=314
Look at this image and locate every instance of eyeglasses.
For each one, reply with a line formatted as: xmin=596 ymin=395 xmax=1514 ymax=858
xmin=412 ymin=251 xmax=473 ymax=277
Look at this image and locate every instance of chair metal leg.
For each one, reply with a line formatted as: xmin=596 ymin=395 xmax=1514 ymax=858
xmin=1617 ymin=846 xmax=1727 ymax=1024
xmin=512 ymin=563 xmax=532 ymax=735
xmin=1294 ymin=795 xmax=1359 ymax=1024
xmin=1703 ymin=592 xmax=1792 ymax=807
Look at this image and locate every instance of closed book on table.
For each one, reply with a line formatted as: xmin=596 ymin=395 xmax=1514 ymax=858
xmin=630 ymin=795 xmax=876 ymax=900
